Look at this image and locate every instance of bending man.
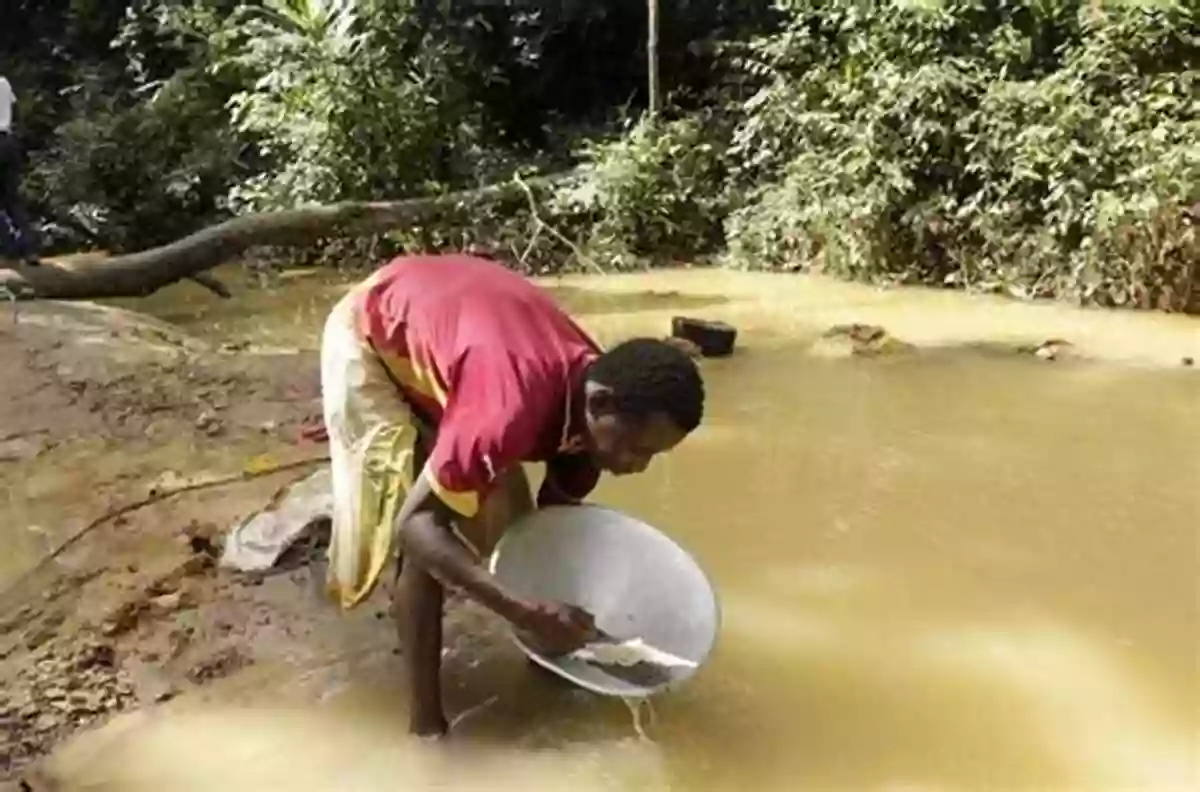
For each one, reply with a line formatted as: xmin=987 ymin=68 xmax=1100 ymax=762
xmin=0 ymin=75 xmax=39 ymax=265
xmin=320 ymin=253 xmax=705 ymax=736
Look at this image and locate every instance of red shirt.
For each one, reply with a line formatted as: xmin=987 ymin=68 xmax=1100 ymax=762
xmin=356 ymin=254 xmax=602 ymax=518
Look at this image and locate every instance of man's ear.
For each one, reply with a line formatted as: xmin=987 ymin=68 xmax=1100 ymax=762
xmin=584 ymin=381 xmax=618 ymax=416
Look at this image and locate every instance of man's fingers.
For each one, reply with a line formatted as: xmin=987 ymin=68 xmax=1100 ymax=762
xmin=565 ymin=608 xmax=604 ymax=644
xmin=566 ymin=605 xmax=595 ymax=624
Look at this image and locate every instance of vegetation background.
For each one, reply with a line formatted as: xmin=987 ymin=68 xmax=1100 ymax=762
xmin=3 ymin=0 xmax=1197 ymax=310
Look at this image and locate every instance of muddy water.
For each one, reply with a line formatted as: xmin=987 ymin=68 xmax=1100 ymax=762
xmin=52 ymin=268 xmax=1200 ymax=790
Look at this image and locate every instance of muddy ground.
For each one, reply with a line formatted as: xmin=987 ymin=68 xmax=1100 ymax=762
xmin=0 ymin=301 xmax=403 ymax=784
xmin=0 ymin=305 xmax=996 ymax=783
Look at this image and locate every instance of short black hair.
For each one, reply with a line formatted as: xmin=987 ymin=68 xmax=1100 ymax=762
xmin=586 ymin=338 xmax=705 ymax=432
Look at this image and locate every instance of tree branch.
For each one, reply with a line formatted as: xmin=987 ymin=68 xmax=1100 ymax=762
xmin=187 ymin=272 xmax=232 ymax=298
xmin=0 ymin=173 xmax=573 ymax=301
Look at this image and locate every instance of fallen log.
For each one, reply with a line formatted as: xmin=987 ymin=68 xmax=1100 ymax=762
xmin=0 ymin=174 xmax=568 ymax=301
xmin=187 ymin=272 xmax=233 ymax=298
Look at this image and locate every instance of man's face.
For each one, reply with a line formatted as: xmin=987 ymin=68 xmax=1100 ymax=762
xmin=583 ymin=384 xmax=688 ymax=476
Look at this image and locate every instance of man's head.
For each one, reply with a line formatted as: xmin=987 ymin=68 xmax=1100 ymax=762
xmin=582 ymin=338 xmax=705 ymax=476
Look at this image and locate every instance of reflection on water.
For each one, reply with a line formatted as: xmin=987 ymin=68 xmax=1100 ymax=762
xmin=107 ymin=266 xmax=736 ymax=349
xmin=56 ymin=267 xmax=1200 ymax=791
xmin=47 ymin=703 xmax=671 ymax=791
xmin=544 ymin=284 xmax=730 ymax=317
xmin=107 ymin=265 xmax=355 ymax=350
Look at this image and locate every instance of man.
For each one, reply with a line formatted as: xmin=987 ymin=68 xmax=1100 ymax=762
xmin=321 ymin=253 xmax=705 ymax=737
xmin=0 ymin=74 xmax=39 ymax=265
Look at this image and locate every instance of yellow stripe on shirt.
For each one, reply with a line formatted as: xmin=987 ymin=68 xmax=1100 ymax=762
xmin=374 ymin=347 xmax=449 ymax=406
xmin=428 ymin=474 xmax=481 ymax=519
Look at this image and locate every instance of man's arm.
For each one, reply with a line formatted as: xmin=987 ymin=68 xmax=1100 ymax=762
xmin=395 ymin=465 xmax=527 ymax=622
xmin=392 ymin=465 xmax=528 ymax=736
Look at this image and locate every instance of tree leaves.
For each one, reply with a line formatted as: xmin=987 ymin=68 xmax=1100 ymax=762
xmin=723 ymin=0 xmax=1200 ymax=309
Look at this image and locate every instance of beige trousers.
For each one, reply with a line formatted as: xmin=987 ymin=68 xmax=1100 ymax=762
xmin=320 ymin=286 xmax=532 ymax=610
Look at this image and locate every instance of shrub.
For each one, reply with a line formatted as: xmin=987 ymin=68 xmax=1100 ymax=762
xmin=26 ymin=69 xmax=240 ymax=252
xmin=204 ymin=0 xmax=486 ymax=212
xmin=722 ymin=0 xmax=1199 ymax=308
xmin=549 ymin=114 xmax=732 ymax=268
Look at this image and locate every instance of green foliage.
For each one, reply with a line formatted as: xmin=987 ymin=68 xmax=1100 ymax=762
xmin=9 ymin=0 xmax=1198 ymax=314
xmin=550 ymin=115 xmax=732 ymax=267
xmin=722 ymin=0 xmax=1199 ymax=309
xmin=194 ymin=0 xmax=483 ymax=211
xmin=13 ymin=0 xmax=762 ymax=256
xmin=19 ymin=0 xmax=246 ymax=250
xmin=26 ymin=69 xmax=241 ymax=251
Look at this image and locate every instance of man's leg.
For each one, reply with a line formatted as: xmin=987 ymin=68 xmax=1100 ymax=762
xmin=390 ymin=464 xmax=535 ymax=735
xmin=388 ymin=432 xmax=453 ymax=736
xmin=323 ymin=283 xmax=419 ymax=609
xmin=394 ymin=550 xmax=448 ymax=736
xmin=0 ymin=134 xmax=37 ymax=263
xmin=0 ymin=135 xmax=19 ymax=259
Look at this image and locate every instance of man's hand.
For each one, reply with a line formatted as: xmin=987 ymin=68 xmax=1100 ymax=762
xmin=510 ymin=600 xmax=602 ymax=657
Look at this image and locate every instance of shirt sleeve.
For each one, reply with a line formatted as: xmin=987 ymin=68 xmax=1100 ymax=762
xmin=424 ymin=359 xmax=549 ymax=518
xmin=538 ymin=452 xmax=601 ymax=507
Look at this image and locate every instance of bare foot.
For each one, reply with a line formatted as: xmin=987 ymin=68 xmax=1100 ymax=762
xmin=410 ymin=711 xmax=449 ymax=739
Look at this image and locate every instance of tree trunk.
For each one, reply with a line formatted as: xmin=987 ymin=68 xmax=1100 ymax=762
xmin=647 ymin=0 xmax=662 ymax=119
xmin=0 ymin=175 xmax=565 ymax=301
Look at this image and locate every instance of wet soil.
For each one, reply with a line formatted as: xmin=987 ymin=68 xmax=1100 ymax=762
xmin=0 ymin=303 xmax=360 ymax=781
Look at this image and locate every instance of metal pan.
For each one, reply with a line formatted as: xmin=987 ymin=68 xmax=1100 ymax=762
xmin=489 ymin=505 xmax=720 ymax=698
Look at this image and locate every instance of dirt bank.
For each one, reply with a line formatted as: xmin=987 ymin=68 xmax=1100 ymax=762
xmin=0 ymin=301 xmax=363 ymax=782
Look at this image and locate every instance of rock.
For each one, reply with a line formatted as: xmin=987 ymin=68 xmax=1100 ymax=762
xmin=826 ymin=323 xmax=887 ymax=344
xmin=74 ymin=641 xmax=116 ymax=670
xmin=816 ymin=324 xmax=915 ymax=358
xmin=190 ymin=535 xmax=219 ymax=557
xmin=180 ymin=553 xmax=215 ymax=576
xmin=33 ymin=713 xmax=59 ymax=733
xmin=1182 ymin=356 xmax=1194 ymax=367
xmin=97 ymin=598 xmax=147 ymax=638
xmin=167 ymin=626 xmax=194 ymax=659
xmin=149 ymin=592 xmax=184 ymax=614
xmin=182 ymin=521 xmax=221 ymax=557
xmin=1020 ymin=338 xmax=1073 ymax=361
xmin=65 ymin=690 xmax=105 ymax=715
xmin=125 ymin=660 xmax=180 ymax=706
xmin=187 ymin=646 xmax=250 ymax=683
xmin=194 ymin=409 xmax=223 ymax=436
xmin=41 ymin=686 xmax=68 ymax=701
xmin=671 ymin=316 xmax=737 ymax=358
xmin=23 ymin=627 xmax=55 ymax=652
